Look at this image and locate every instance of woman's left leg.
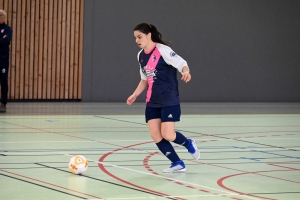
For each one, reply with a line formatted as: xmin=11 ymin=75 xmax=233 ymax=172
xmin=161 ymin=122 xmax=200 ymax=160
xmin=161 ymin=122 xmax=189 ymax=146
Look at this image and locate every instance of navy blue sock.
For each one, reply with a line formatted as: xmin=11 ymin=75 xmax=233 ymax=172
xmin=172 ymin=131 xmax=190 ymax=148
xmin=156 ymin=139 xmax=181 ymax=163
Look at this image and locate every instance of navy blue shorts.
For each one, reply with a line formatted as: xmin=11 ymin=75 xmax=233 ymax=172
xmin=145 ymin=105 xmax=181 ymax=123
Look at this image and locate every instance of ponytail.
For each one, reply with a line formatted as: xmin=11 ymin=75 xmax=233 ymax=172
xmin=134 ymin=23 xmax=171 ymax=46
xmin=149 ymin=24 xmax=172 ymax=46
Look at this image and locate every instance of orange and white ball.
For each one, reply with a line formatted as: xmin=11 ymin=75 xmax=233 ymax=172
xmin=69 ymin=155 xmax=88 ymax=175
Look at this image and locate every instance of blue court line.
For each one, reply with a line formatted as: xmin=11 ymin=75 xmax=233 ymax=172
xmin=45 ymin=120 xmax=60 ymax=122
xmin=240 ymin=157 xmax=266 ymax=161
xmin=233 ymin=146 xmax=300 ymax=160
xmin=198 ymin=146 xmax=234 ymax=149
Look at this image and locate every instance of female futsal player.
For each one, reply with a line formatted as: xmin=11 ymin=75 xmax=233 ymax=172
xmin=127 ymin=23 xmax=200 ymax=173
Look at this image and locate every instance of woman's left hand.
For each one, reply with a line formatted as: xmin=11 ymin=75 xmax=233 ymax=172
xmin=181 ymin=72 xmax=191 ymax=83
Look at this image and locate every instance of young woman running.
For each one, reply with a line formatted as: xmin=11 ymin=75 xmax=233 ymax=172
xmin=127 ymin=23 xmax=200 ymax=173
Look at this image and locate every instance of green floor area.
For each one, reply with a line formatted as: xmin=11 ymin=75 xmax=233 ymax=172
xmin=0 ymin=103 xmax=300 ymax=200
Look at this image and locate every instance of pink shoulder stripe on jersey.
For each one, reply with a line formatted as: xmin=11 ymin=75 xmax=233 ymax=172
xmin=145 ymin=47 xmax=161 ymax=103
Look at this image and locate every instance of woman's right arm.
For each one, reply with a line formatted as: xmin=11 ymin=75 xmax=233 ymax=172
xmin=126 ymin=80 xmax=148 ymax=105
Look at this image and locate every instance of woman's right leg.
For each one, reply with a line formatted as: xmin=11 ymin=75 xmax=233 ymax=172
xmin=148 ymin=119 xmax=185 ymax=172
xmin=147 ymin=118 xmax=163 ymax=143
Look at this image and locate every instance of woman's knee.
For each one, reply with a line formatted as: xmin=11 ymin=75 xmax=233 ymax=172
xmin=161 ymin=131 xmax=176 ymax=141
xmin=161 ymin=122 xmax=176 ymax=141
xmin=148 ymin=119 xmax=163 ymax=143
xmin=150 ymin=131 xmax=163 ymax=143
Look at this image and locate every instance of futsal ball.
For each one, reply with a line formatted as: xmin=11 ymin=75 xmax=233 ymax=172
xmin=69 ymin=155 xmax=88 ymax=175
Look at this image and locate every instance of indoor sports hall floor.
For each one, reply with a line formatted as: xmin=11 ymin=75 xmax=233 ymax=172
xmin=0 ymin=102 xmax=300 ymax=200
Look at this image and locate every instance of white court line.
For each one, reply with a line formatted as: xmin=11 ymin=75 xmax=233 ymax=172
xmin=3 ymin=146 xmax=300 ymax=155
xmin=0 ymin=141 xmax=98 ymax=144
xmin=88 ymin=193 xmax=253 ymax=200
xmin=1 ymin=137 xmax=300 ymax=144
xmin=61 ymin=153 xmax=259 ymax=200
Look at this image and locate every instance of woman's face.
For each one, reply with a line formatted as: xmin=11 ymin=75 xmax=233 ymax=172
xmin=134 ymin=30 xmax=151 ymax=49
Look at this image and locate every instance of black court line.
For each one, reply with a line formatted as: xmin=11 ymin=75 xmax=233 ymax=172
xmin=1 ymin=146 xmax=300 ymax=153
xmin=2 ymin=157 xmax=300 ymax=166
xmin=36 ymin=163 xmax=178 ymax=200
xmin=0 ymin=173 xmax=86 ymax=199
xmin=95 ymin=116 xmax=300 ymax=152
xmin=178 ymin=128 xmax=300 ymax=152
xmin=1 ymin=156 xmax=299 ymax=164
xmin=2 ymin=160 xmax=300 ymax=170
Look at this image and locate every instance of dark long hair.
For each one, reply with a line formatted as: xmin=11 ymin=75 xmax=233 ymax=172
xmin=134 ymin=23 xmax=171 ymax=46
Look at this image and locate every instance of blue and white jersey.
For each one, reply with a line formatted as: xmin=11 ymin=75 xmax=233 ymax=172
xmin=137 ymin=43 xmax=188 ymax=107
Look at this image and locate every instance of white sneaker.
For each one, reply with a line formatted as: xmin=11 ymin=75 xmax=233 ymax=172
xmin=163 ymin=161 xmax=186 ymax=173
xmin=187 ymin=139 xmax=200 ymax=160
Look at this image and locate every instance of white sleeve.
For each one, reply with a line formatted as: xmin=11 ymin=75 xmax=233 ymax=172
xmin=140 ymin=67 xmax=147 ymax=80
xmin=137 ymin=50 xmax=147 ymax=80
xmin=156 ymin=43 xmax=189 ymax=74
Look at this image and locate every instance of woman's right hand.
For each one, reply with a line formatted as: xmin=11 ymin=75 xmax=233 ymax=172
xmin=126 ymin=94 xmax=137 ymax=105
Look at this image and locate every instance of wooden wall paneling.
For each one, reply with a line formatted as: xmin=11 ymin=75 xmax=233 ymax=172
xmin=15 ymin=0 xmax=21 ymax=99
xmin=69 ymin=0 xmax=75 ymax=98
xmin=64 ymin=0 xmax=71 ymax=99
xmin=33 ymin=0 xmax=39 ymax=99
xmin=19 ymin=0 xmax=26 ymax=98
xmin=78 ymin=0 xmax=83 ymax=99
xmin=10 ymin=0 xmax=17 ymax=99
xmin=2 ymin=0 xmax=84 ymax=100
xmin=60 ymin=0 xmax=66 ymax=99
xmin=42 ymin=0 xmax=48 ymax=98
xmin=3 ymin=0 xmax=9 ymax=25
xmin=51 ymin=0 xmax=57 ymax=99
xmin=55 ymin=0 xmax=62 ymax=99
xmin=47 ymin=0 xmax=53 ymax=98
xmin=7 ymin=0 xmax=12 ymax=98
xmin=29 ymin=0 xmax=35 ymax=98
xmin=24 ymin=0 xmax=31 ymax=99
xmin=73 ymin=0 xmax=80 ymax=99
xmin=38 ymin=0 xmax=44 ymax=99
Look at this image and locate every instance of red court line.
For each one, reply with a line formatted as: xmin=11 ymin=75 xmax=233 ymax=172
xmin=217 ymin=173 xmax=276 ymax=200
xmin=0 ymin=169 xmax=104 ymax=199
xmin=217 ymin=167 xmax=300 ymax=200
xmin=98 ymin=131 xmax=299 ymax=200
xmin=212 ymin=131 xmax=299 ymax=136
xmin=143 ymin=135 xmax=298 ymax=199
xmin=1 ymin=120 xmax=187 ymax=199
xmin=1 ymin=126 xmax=300 ymax=130
xmin=2 ymin=121 xmax=298 ymax=141
xmin=269 ymin=163 xmax=300 ymax=170
xmin=255 ymin=172 xmax=300 ymax=184
xmin=142 ymin=151 xmax=242 ymax=200
xmin=2 ymin=120 xmax=299 ymax=199
xmin=98 ymin=142 xmax=187 ymax=200
xmin=0 ymin=121 xmax=154 ymax=151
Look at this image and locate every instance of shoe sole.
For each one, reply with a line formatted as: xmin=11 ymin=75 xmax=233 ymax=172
xmin=163 ymin=168 xmax=186 ymax=173
xmin=194 ymin=150 xmax=200 ymax=160
xmin=189 ymin=139 xmax=200 ymax=160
